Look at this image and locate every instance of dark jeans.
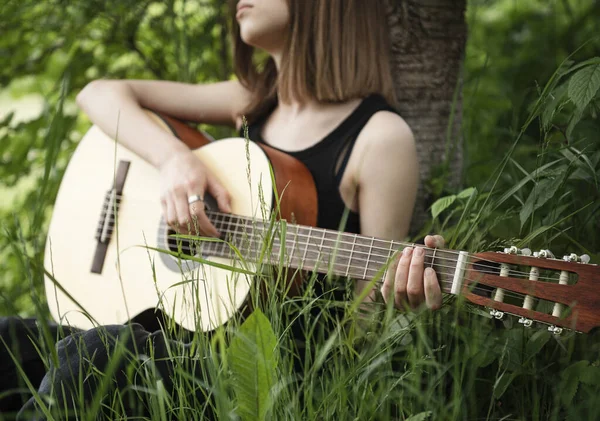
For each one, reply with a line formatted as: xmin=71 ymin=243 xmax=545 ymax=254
xmin=0 ymin=317 xmax=206 ymax=421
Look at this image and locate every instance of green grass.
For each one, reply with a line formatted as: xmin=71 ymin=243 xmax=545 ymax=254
xmin=3 ymin=118 xmax=600 ymax=419
xmin=2 ymin=1 xmax=600 ymax=418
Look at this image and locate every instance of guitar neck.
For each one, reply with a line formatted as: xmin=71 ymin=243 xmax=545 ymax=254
xmin=205 ymin=212 xmax=464 ymax=295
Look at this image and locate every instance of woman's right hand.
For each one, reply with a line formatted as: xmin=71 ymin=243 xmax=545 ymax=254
xmin=159 ymin=149 xmax=232 ymax=237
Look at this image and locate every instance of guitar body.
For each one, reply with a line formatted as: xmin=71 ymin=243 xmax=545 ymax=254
xmin=44 ymin=113 xmax=317 ymax=332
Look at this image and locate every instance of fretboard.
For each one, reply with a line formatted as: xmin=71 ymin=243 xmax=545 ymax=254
xmin=204 ymin=212 xmax=464 ymax=295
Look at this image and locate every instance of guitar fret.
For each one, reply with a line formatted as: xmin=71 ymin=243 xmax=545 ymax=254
xmin=231 ymin=214 xmax=241 ymax=259
xmin=429 ymin=247 xmax=437 ymax=269
xmin=204 ymin=215 xmax=214 ymax=256
xmin=318 ymin=228 xmax=326 ymax=271
xmin=345 ymin=234 xmax=357 ymax=277
xmin=383 ymin=240 xmax=396 ymax=280
xmin=211 ymin=213 xmax=224 ymax=256
xmin=288 ymin=224 xmax=297 ymax=267
xmin=389 ymin=240 xmax=397 ymax=259
xmin=300 ymin=226 xmax=312 ymax=271
xmin=363 ymin=236 xmax=375 ymax=279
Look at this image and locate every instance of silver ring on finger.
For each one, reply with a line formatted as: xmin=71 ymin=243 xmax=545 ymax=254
xmin=187 ymin=194 xmax=204 ymax=205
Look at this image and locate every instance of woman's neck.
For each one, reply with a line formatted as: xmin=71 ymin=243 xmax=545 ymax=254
xmin=259 ymin=96 xmax=363 ymax=152
xmin=269 ymin=51 xmax=361 ymax=123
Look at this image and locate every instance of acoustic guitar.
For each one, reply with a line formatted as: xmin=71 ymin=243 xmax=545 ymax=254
xmin=44 ymin=112 xmax=600 ymax=334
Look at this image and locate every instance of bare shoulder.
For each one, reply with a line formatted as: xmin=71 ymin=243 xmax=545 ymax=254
xmin=350 ymin=111 xmax=419 ymax=239
xmin=354 ymin=111 xmax=416 ymax=160
xmin=343 ymin=109 xmax=418 ymax=193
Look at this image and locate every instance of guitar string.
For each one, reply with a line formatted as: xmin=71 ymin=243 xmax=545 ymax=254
xmin=205 ymin=210 xmax=582 ymax=278
xmin=94 ymin=198 xmax=557 ymax=278
xmin=96 ymin=219 xmax=563 ymax=307
xmin=170 ymin=241 xmax=557 ymax=310
xmin=153 ymin=220 xmax=568 ymax=284
xmin=176 ymin=250 xmax=504 ymax=302
xmin=196 ymin=235 xmax=562 ymax=304
xmin=166 ymin=211 xmax=572 ymax=305
xmin=95 ymin=199 xmax=575 ymax=287
xmin=142 ymin=225 xmax=558 ymax=306
xmin=96 ymin=213 xmax=574 ymax=287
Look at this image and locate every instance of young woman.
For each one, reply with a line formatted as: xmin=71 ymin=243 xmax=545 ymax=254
xmin=74 ymin=0 xmax=443 ymax=310
xmin=1 ymin=0 xmax=444 ymax=417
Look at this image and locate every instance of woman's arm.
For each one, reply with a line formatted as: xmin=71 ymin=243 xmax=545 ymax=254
xmin=349 ymin=111 xmax=442 ymax=310
xmin=76 ymin=79 xmax=252 ymax=236
xmin=76 ymin=79 xmax=251 ymax=168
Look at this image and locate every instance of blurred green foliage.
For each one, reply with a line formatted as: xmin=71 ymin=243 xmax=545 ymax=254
xmin=0 ymin=0 xmax=233 ymax=316
xmin=1 ymin=0 xmax=600 ymax=419
xmin=437 ymin=0 xmax=600 ymax=254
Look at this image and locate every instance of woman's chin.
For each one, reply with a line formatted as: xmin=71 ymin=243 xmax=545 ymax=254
xmin=240 ymin=27 xmax=261 ymax=46
xmin=240 ymin=32 xmax=267 ymax=50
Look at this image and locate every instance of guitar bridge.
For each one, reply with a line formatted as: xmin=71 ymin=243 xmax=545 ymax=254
xmin=91 ymin=160 xmax=130 ymax=274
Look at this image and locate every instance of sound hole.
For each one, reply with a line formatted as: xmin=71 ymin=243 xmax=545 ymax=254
xmin=166 ymin=229 xmax=202 ymax=258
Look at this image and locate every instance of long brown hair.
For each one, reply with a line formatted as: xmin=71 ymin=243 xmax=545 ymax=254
xmin=229 ymin=0 xmax=396 ymax=123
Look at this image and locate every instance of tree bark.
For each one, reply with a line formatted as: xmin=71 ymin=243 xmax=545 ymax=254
xmin=387 ymin=0 xmax=467 ymax=234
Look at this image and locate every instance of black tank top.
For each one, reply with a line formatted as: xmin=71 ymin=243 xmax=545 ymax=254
xmin=243 ymin=94 xmax=399 ymax=234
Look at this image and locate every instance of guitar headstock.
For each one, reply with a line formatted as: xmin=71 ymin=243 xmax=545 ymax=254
xmin=463 ymin=247 xmax=600 ymax=334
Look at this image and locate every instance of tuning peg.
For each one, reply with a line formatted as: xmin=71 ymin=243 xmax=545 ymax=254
xmin=518 ymin=317 xmax=533 ymax=327
xmin=503 ymin=246 xmax=532 ymax=256
xmin=489 ymin=309 xmax=504 ymax=320
xmin=534 ymin=249 xmax=555 ymax=259
xmin=563 ymin=253 xmax=591 ymax=264
xmin=548 ymin=325 xmax=563 ymax=335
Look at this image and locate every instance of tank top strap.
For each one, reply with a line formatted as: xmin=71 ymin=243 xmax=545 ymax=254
xmin=331 ymin=95 xmax=399 ymax=184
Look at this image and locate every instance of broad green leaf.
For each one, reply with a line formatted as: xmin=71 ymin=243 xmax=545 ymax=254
xmin=228 ymin=309 xmax=278 ymax=421
xmin=525 ymin=330 xmax=551 ymax=362
xmin=560 ymin=360 xmax=589 ymax=406
xmin=541 ymin=82 xmax=568 ymax=130
xmin=519 ymin=178 xmax=562 ymax=228
xmin=456 ymin=187 xmax=477 ymax=199
xmin=431 ymin=195 xmax=456 ymax=219
xmin=563 ymin=57 xmax=600 ymax=77
xmin=406 ymin=411 xmax=433 ymax=421
xmin=565 ymin=105 xmax=585 ymax=141
xmin=568 ymin=62 xmax=600 ymax=111
xmin=580 ymin=365 xmax=600 ymax=386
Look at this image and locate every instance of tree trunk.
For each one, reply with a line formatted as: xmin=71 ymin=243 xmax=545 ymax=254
xmin=387 ymin=0 xmax=467 ymax=235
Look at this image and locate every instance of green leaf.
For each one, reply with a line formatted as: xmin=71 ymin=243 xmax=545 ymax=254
xmin=525 ymin=330 xmax=551 ymax=362
xmin=456 ymin=187 xmax=477 ymax=199
xmin=431 ymin=195 xmax=456 ymax=219
xmin=519 ymin=178 xmax=562 ymax=228
xmin=493 ymin=159 xmax=561 ymax=211
xmin=228 ymin=309 xmax=278 ymax=421
xmin=560 ymin=360 xmax=589 ymax=407
xmin=568 ymin=62 xmax=600 ymax=110
xmin=493 ymin=371 xmax=518 ymax=399
xmin=541 ymin=82 xmax=569 ymax=130
xmin=566 ymin=106 xmax=585 ymax=141
xmin=406 ymin=411 xmax=433 ymax=421
xmin=580 ymin=364 xmax=600 ymax=386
